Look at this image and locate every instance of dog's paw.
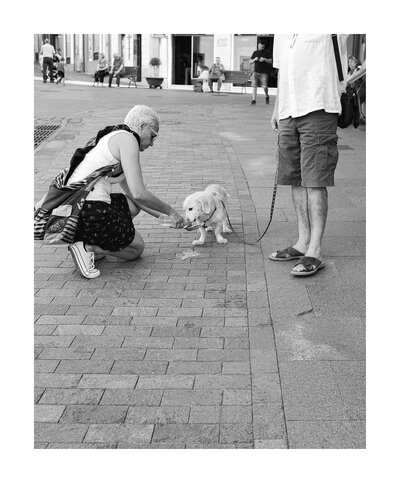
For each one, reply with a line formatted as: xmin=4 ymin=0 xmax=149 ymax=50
xmin=192 ymin=239 xmax=205 ymax=246
xmin=216 ymin=237 xmax=228 ymax=244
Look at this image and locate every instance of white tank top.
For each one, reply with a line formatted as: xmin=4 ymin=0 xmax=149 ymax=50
xmin=67 ymin=130 xmax=126 ymax=203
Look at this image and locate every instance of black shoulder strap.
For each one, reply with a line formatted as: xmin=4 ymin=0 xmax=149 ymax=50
xmin=331 ymin=34 xmax=344 ymax=82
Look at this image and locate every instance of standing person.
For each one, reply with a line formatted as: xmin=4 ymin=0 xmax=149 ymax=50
xmin=55 ymin=56 xmax=66 ymax=85
xmin=207 ymin=57 xmax=225 ymax=93
xmin=108 ymin=53 xmax=124 ymax=88
xmin=347 ymin=55 xmax=366 ymax=122
xmin=93 ymin=53 xmax=108 ymax=87
xmin=269 ymin=34 xmax=348 ymax=277
xmin=249 ymin=41 xmax=273 ymax=105
xmin=63 ymin=105 xmax=185 ymax=279
xmin=40 ymin=39 xmax=56 ymax=83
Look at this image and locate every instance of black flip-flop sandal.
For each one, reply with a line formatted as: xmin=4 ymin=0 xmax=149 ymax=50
xmin=269 ymin=246 xmax=305 ymax=261
xmin=291 ymin=256 xmax=325 ymax=277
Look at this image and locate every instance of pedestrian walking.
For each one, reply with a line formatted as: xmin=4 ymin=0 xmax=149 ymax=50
xmin=64 ymin=105 xmax=185 ymax=279
xmin=93 ymin=53 xmax=108 ymax=86
xmin=40 ymin=38 xmax=56 ymax=83
xmin=269 ymin=34 xmax=348 ymax=276
xmin=207 ymin=57 xmax=225 ymax=93
xmin=249 ymin=41 xmax=273 ymax=105
xmin=108 ymin=53 xmax=124 ymax=87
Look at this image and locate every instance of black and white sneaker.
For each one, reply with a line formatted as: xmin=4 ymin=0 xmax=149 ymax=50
xmin=250 ymin=100 xmax=256 ymax=105
xmin=68 ymin=241 xmax=100 ymax=279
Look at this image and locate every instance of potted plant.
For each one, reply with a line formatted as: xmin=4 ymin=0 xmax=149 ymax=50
xmin=146 ymin=57 xmax=164 ymax=89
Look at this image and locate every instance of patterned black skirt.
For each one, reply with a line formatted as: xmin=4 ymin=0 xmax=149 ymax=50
xmin=74 ymin=193 xmax=135 ymax=251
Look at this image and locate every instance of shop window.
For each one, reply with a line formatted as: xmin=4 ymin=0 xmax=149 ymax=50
xmin=233 ymin=35 xmax=257 ymax=71
xmin=192 ymin=35 xmax=214 ymax=78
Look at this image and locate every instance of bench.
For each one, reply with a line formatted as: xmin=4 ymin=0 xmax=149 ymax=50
xmin=223 ymin=70 xmax=252 ymax=93
xmin=123 ymin=66 xmax=139 ymax=88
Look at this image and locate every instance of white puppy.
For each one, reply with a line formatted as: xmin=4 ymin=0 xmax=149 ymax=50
xmin=183 ymin=184 xmax=232 ymax=245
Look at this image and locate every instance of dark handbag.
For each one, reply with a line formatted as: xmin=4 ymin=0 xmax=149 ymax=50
xmin=332 ymin=34 xmax=359 ymax=129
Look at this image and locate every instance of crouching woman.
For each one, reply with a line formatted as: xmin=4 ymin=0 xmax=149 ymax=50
xmin=67 ymin=105 xmax=185 ymax=278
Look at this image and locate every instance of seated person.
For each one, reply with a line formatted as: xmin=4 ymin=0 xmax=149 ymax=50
xmin=208 ymin=57 xmax=225 ymax=93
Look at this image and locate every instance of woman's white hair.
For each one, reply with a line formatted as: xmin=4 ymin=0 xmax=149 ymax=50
xmin=124 ymin=105 xmax=160 ymax=131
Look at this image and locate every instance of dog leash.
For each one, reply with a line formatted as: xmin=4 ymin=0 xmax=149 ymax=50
xmin=220 ymin=146 xmax=279 ymax=245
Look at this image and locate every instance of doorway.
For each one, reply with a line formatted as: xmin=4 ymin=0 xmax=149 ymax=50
xmin=172 ymin=35 xmax=192 ymax=85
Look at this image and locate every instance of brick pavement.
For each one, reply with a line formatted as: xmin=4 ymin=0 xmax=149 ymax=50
xmin=34 ymin=81 xmax=365 ymax=448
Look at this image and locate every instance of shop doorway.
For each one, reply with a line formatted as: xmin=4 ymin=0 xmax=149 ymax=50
xmin=172 ymin=35 xmax=192 ymax=85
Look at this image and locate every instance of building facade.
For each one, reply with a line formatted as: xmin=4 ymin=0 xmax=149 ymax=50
xmin=34 ymin=34 xmax=366 ymax=89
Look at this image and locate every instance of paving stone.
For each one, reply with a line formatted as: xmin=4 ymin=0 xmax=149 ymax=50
xmin=252 ymin=373 xmax=282 ymax=404
xmin=53 ymin=325 xmax=105 ymax=336
xmin=103 ymin=326 xmax=152 ymax=337
xmin=35 ymin=423 xmax=88 ymax=443
xmin=36 ymin=315 xmax=84 ymax=325
xmin=222 ymin=390 xmax=252 ymax=406
xmin=48 ymin=443 xmax=117 ymax=449
xmin=161 ymin=390 xmax=223 ymax=406
xmin=34 ymin=374 xmax=81 ymax=388
xmin=55 ymin=360 xmax=114 ymax=374
xmin=111 ymin=361 xmax=168 ymax=375
xmin=122 ymin=337 xmax=174 ymax=349
xmin=34 ymin=325 xmax=57 ymax=336
xmin=78 ymin=375 xmax=139 ymax=389
xmin=197 ymin=349 xmax=249 ymax=362
xmin=35 ymin=387 xmax=45 ymax=404
xmin=222 ymin=362 xmax=251 ymax=374
xmin=35 ymin=360 xmax=60 ymax=373
xmin=286 ymin=420 xmax=366 ymax=449
xmin=38 ymin=388 xmax=103 ymax=405
xmin=126 ymin=406 xmax=190 ymax=424
xmin=84 ymin=424 xmax=153 ymax=444
xmin=91 ymin=348 xmax=146 ymax=360
xmin=83 ymin=315 xmax=132 ymax=326
xmin=280 ymin=361 xmax=348 ymax=420
xmin=194 ymin=374 xmax=251 ymax=389
xmin=150 ymin=327 xmax=201 ymax=338
xmin=221 ymin=405 xmax=252 ymax=423
xmin=38 ymin=348 xmax=93 ymax=360
xmin=100 ymin=389 xmax=163 ymax=406
xmin=219 ymin=423 xmax=253 ymax=444
xmin=136 ymin=375 xmax=194 ymax=389
xmin=252 ymin=403 xmax=286 ymax=440
xmin=145 ymin=349 xmax=197 ymax=361
xmin=189 ymin=406 xmax=221 ymax=423
xmin=167 ymin=362 xmax=222 ymax=375
xmin=152 ymin=423 xmax=219 ymax=445
xmin=177 ymin=316 xmax=224 ymax=327
xmin=254 ymin=439 xmax=288 ymax=449
xmin=274 ymin=315 xmax=365 ymax=361
xmin=34 ymin=336 xmax=74 ymax=348
xmin=35 ymin=404 xmax=66 ymax=423
xmin=60 ymin=405 xmax=128 ymax=424
xmin=173 ymin=337 xmax=223 ymax=349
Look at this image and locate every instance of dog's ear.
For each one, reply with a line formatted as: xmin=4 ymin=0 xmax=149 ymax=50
xmin=198 ymin=193 xmax=214 ymax=214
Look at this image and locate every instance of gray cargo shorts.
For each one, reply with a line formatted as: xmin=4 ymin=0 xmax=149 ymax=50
xmin=277 ymin=110 xmax=339 ymax=187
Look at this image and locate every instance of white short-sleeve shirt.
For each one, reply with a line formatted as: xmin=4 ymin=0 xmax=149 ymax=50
xmin=273 ymin=34 xmax=348 ymax=119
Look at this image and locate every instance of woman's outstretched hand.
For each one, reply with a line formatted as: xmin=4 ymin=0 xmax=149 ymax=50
xmin=169 ymin=210 xmax=186 ymax=229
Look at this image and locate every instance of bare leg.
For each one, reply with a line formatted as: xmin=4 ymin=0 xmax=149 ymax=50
xmin=291 ymin=185 xmax=310 ymax=254
xmin=305 ymin=187 xmax=327 ymax=259
xmin=87 ymin=231 xmax=145 ymax=261
xmin=252 ymin=86 xmax=257 ymax=102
